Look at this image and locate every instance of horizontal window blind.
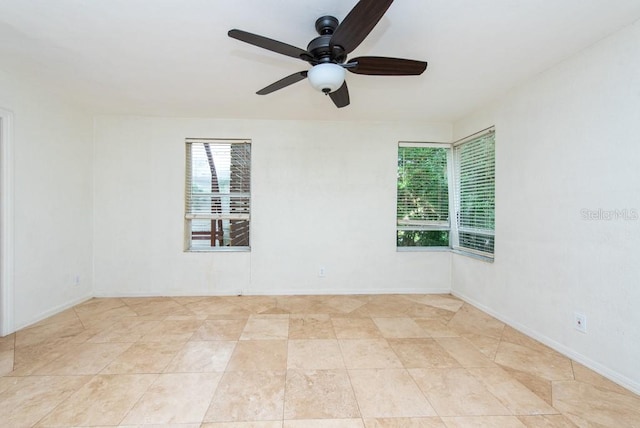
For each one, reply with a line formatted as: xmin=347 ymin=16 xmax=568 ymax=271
xmin=185 ymin=139 xmax=251 ymax=250
xmin=397 ymin=145 xmax=450 ymax=247
xmin=453 ymin=130 xmax=495 ymax=256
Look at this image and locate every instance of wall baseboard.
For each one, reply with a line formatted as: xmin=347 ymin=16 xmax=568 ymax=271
xmin=94 ymin=287 xmax=453 ymax=298
xmin=451 ymin=290 xmax=640 ymax=396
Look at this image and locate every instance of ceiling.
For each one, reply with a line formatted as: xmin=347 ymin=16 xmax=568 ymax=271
xmin=1 ymin=0 xmax=640 ymax=122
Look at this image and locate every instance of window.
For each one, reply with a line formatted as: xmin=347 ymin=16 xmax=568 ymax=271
xmin=185 ymin=139 xmax=251 ymax=251
xmin=397 ymin=143 xmax=451 ymax=247
xmin=452 ymin=129 xmax=495 ymax=258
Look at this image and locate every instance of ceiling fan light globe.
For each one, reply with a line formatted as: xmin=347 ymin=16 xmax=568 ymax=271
xmin=308 ymin=63 xmax=345 ymax=93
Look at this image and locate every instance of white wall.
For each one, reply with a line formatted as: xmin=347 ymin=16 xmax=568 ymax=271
xmin=0 ymin=70 xmax=94 ymax=331
xmin=93 ymin=116 xmax=452 ymax=297
xmin=452 ymin=20 xmax=640 ymax=392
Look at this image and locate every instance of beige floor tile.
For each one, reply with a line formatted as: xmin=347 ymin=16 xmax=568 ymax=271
xmin=37 ymin=374 xmax=157 ymax=426
xmin=405 ymin=295 xmax=465 ymax=313
xmin=389 ymin=338 xmax=461 ymax=369
xmin=288 ymin=339 xmax=345 ymax=370
xmin=87 ymin=318 xmax=161 ymax=343
xmin=101 ymin=341 xmax=184 ymax=373
xmin=350 ymin=297 xmax=414 ymax=318
xmin=517 ymin=414 xmax=578 ymax=427
xmin=204 ymin=370 xmax=286 ymax=422
xmin=4 ymin=294 xmax=636 ymax=428
xmin=407 ymin=304 xmax=459 ymax=320
xmin=435 ymin=337 xmax=496 ymax=368
xmin=364 ymin=417 xmax=446 ymax=427
xmin=240 ymin=315 xmax=290 ymax=340
xmin=227 ymin=340 xmax=287 ymax=371
xmin=467 ymin=367 xmax=558 ymax=415
xmin=441 ymin=416 xmax=526 ymax=427
xmin=10 ymin=338 xmax=79 ymax=376
xmin=552 ymin=380 xmax=640 ymax=427
xmin=124 ymin=297 xmax=194 ymax=317
xmin=200 ymin=421 xmax=282 ymax=428
xmin=373 ymin=317 xmax=429 ymax=338
xmin=231 ymin=296 xmax=279 ymax=314
xmin=500 ymin=367 xmax=553 ymax=405
xmin=34 ymin=342 xmax=131 ymax=375
xmin=461 ymin=333 xmax=501 ymax=360
xmin=339 ymin=339 xmax=403 ymax=369
xmin=271 ymin=295 xmax=321 ymax=313
xmin=0 ymin=375 xmax=90 ymax=427
xmin=121 ymin=372 xmax=222 ymax=424
xmin=202 ymin=422 xmax=283 ymax=428
xmin=311 ymin=296 xmax=368 ymax=315
xmin=571 ymin=361 xmax=635 ymax=396
xmin=0 ymin=349 xmax=14 ymax=376
xmin=494 ymin=341 xmax=573 ymax=381
xmin=289 ymin=314 xmax=336 ymax=339
xmin=332 ymin=318 xmax=382 ymax=339
xmin=409 ymin=368 xmax=510 ymax=417
xmin=186 ymin=297 xmax=251 ymax=317
xmin=349 ymin=368 xmax=437 ymax=418
xmin=284 ymin=369 xmax=360 ymax=419
xmin=285 ymin=419 xmax=365 ymax=427
xmin=15 ymin=319 xmax=88 ymax=348
xmin=413 ymin=319 xmax=460 ymax=337
xmin=164 ymin=340 xmax=236 ymax=372
xmin=74 ymin=297 xmax=127 ymax=315
xmin=139 ymin=318 xmax=204 ymax=342
xmin=447 ymin=304 xmax=505 ymax=340
xmin=75 ymin=305 xmax=140 ymax=329
xmin=192 ymin=319 xmax=248 ymax=340
xmin=0 ymin=333 xmax=15 ymax=350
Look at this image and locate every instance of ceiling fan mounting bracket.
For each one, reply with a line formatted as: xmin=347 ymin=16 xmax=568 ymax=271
xmin=315 ymin=16 xmax=339 ymax=35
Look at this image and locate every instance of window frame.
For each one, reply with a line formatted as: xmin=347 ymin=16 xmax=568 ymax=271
xmin=184 ymin=138 xmax=251 ymax=252
xmin=396 ymin=142 xmax=453 ymax=251
xmin=451 ymin=128 xmax=496 ymax=261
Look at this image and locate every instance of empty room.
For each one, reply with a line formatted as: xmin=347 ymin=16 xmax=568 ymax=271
xmin=1 ymin=0 xmax=639 ymax=427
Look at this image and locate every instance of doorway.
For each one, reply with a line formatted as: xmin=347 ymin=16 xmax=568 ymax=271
xmin=0 ymin=108 xmax=14 ymax=336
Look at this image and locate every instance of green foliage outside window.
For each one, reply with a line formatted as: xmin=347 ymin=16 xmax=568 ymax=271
xmin=397 ymin=146 xmax=450 ymax=247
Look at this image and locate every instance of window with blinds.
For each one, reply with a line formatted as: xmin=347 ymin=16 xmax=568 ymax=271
xmin=185 ymin=139 xmax=251 ymax=251
xmin=397 ymin=143 xmax=450 ymax=247
xmin=453 ymin=129 xmax=495 ymax=258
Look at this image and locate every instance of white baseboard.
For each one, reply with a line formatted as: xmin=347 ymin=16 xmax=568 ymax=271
xmin=452 ymin=290 xmax=640 ymax=396
xmin=94 ymin=287 xmax=453 ymax=298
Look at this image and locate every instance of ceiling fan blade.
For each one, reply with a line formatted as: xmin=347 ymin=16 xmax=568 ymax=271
xmin=330 ymin=0 xmax=394 ymax=54
xmin=229 ymin=29 xmax=311 ymax=61
xmin=347 ymin=56 xmax=427 ymax=75
xmin=256 ymin=71 xmax=308 ymax=95
xmin=329 ymin=82 xmax=350 ymax=108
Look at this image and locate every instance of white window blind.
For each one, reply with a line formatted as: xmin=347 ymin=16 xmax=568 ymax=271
xmin=453 ymin=130 xmax=495 ymax=257
xmin=185 ymin=139 xmax=251 ymax=251
xmin=397 ymin=144 xmax=450 ymax=247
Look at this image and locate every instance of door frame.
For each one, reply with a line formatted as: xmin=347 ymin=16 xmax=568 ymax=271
xmin=0 ymin=108 xmax=15 ymax=336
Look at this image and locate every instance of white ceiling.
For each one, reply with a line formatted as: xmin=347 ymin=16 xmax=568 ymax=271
xmin=1 ymin=0 xmax=640 ymax=122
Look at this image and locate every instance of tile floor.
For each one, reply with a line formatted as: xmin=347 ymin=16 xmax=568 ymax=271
xmin=0 ymin=294 xmax=639 ymax=427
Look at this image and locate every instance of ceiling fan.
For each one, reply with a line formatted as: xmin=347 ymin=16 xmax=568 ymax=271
xmin=228 ymin=0 xmax=428 ymax=108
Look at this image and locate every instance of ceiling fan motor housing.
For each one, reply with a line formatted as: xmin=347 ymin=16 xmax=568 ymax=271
xmin=307 ymin=16 xmax=347 ymax=64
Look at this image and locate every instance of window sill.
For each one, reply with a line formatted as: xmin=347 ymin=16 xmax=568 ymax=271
xmin=397 ymin=246 xmax=451 ymax=252
xmin=452 ymin=248 xmax=494 ymax=263
xmin=186 ymin=247 xmax=250 ymax=253
xmin=397 ymin=246 xmax=495 ymax=263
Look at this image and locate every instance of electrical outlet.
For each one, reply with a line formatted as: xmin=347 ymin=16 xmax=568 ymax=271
xmin=574 ymin=312 xmax=587 ymax=333
xmin=318 ymin=266 xmax=326 ymax=278
xmin=74 ymin=275 xmax=80 ymax=287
